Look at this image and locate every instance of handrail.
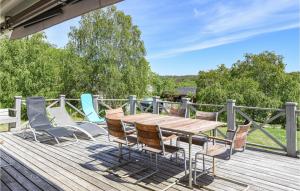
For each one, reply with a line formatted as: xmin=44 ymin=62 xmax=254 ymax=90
xmin=234 ymin=105 xmax=284 ymax=112
xmin=98 ymin=98 xmax=128 ymax=101
xmin=189 ymin=102 xmax=225 ymax=107
xmin=157 ymin=100 xmax=180 ymax=104
xmin=21 ymin=98 xmax=59 ymax=102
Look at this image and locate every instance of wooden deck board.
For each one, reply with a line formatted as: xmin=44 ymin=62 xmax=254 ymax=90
xmin=0 ymin=132 xmax=299 ymax=191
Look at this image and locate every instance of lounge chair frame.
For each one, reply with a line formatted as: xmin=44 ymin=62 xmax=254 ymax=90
xmin=25 ymin=97 xmax=78 ymax=145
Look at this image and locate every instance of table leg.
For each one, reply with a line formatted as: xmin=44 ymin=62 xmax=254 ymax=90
xmin=212 ymin=157 xmax=216 ymax=176
xmin=188 ymin=134 xmax=192 ymax=188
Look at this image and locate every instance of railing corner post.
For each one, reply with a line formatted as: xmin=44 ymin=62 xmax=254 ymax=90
xmin=152 ymin=96 xmax=160 ymax=114
xmin=11 ymin=96 xmax=22 ymax=131
xmin=59 ymin=95 xmax=66 ymax=109
xmin=285 ymin=102 xmax=298 ymax=157
xmin=129 ymin=95 xmax=136 ymax=115
xmin=93 ymin=95 xmax=100 ymax=114
xmin=181 ymin=97 xmax=191 ymax=118
xmin=226 ymin=99 xmax=236 ymax=130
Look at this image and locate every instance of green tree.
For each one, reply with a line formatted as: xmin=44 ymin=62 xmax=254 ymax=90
xmin=196 ymin=51 xmax=300 ymax=123
xmin=0 ymin=34 xmax=58 ymax=107
xmin=151 ymin=73 xmax=176 ymax=96
xmin=67 ymin=6 xmax=150 ymax=98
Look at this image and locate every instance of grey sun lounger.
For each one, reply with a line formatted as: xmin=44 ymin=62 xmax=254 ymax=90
xmin=26 ymin=97 xmax=78 ymax=144
xmin=47 ymin=107 xmax=107 ymax=141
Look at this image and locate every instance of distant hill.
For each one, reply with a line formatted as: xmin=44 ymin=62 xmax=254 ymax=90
xmin=160 ymin=75 xmax=197 ymax=86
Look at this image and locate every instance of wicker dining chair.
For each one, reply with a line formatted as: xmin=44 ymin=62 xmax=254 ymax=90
xmin=104 ymin=117 xmax=145 ymax=177
xmin=193 ymin=121 xmax=252 ymax=190
xmin=134 ymin=122 xmax=187 ymax=190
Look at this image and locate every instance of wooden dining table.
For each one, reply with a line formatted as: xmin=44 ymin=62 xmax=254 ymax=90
xmin=121 ymin=113 xmax=225 ymax=188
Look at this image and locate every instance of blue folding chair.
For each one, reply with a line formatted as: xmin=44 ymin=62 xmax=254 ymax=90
xmin=80 ymin=93 xmax=106 ymax=124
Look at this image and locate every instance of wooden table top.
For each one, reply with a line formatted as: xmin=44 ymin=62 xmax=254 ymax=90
xmin=121 ymin=113 xmax=225 ymax=135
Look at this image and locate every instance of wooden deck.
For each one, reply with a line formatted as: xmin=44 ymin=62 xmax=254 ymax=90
xmin=0 ymin=131 xmax=299 ymax=191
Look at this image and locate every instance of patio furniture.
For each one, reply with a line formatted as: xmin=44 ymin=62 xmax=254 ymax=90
xmin=80 ymin=93 xmax=105 ymax=124
xmin=105 ymin=107 xmax=124 ymax=118
xmin=104 ymin=117 xmax=147 ymax=177
xmin=47 ymin=107 xmax=107 ymax=141
xmin=26 ymin=97 xmax=78 ymax=144
xmin=121 ymin=113 xmax=224 ymax=188
xmin=177 ymin=111 xmax=218 ymax=148
xmin=134 ymin=122 xmax=186 ymax=190
xmin=193 ymin=121 xmax=252 ymax=190
xmin=169 ymin=106 xmax=185 ymax=117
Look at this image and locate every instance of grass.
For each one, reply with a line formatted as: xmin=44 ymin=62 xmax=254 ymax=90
xmin=217 ymin=125 xmax=300 ymax=151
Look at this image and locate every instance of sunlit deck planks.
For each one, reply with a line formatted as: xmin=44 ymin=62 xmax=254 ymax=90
xmin=0 ymin=131 xmax=299 ymax=191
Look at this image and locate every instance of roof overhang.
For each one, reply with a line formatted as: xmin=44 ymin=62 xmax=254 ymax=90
xmin=0 ymin=0 xmax=123 ymax=39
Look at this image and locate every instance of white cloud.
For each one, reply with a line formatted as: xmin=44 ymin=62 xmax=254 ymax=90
xmin=149 ymin=23 xmax=299 ymax=59
xmin=147 ymin=0 xmax=300 ymax=59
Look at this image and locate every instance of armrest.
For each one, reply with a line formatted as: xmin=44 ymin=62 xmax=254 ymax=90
xmin=207 ymin=136 xmax=233 ymax=145
xmin=162 ymin=134 xmax=177 ymax=142
xmin=8 ymin=108 xmax=17 ymax=112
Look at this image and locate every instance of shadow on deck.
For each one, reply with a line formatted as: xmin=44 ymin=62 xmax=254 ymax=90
xmin=0 ymin=132 xmax=299 ymax=191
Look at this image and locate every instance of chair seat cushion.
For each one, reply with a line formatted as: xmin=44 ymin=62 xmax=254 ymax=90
xmin=77 ymin=123 xmax=107 ymax=136
xmin=43 ymin=127 xmax=74 ymax=137
xmin=179 ymin=136 xmax=208 ymax=146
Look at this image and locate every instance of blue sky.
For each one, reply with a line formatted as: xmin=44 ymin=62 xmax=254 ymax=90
xmin=45 ymin=0 xmax=300 ymax=75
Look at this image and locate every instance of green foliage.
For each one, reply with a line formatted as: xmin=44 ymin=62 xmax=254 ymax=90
xmin=196 ymin=51 xmax=300 ymax=124
xmin=0 ymin=6 xmax=150 ymax=109
xmin=67 ymin=6 xmax=150 ymax=98
xmin=0 ymin=33 xmax=64 ymax=107
xmin=150 ymin=73 xmax=176 ymax=95
xmin=151 ymin=74 xmax=197 ymax=97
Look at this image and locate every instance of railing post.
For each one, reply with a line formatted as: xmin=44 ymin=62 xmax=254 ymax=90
xmin=285 ymin=102 xmax=297 ymax=157
xmin=226 ymin=99 xmax=236 ymax=130
xmin=10 ymin=96 xmax=22 ymax=131
xmin=93 ymin=95 xmax=99 ymax=113
xmin=129 ymin=95 xmax=136 ymax=115
xmin=181 ymin=97 xmax=190 ymax=118
xmin=152 ymin=96 xmax=160 ymax=114
xmin=59 ymin=95 xmax=66 ymax=109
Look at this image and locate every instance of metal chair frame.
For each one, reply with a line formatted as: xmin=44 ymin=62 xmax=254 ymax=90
xmin=135 ymin=122 xmax=187 ymax=191
xmin=193 ymin=122 xmax=252 ymax=190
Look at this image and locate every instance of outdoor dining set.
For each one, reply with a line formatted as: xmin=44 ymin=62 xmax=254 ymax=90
xmin=8 ymin=93 xmax=252 ymax=190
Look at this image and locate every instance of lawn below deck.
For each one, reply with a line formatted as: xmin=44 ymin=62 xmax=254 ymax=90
xmin=0 ymin=130 xmax=300 ymax=191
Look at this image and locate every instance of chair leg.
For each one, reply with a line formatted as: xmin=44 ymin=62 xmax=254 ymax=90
xmin=194 ymin=153 xmax=209 ymax=185
xmin=73 ymin=133 xmax=79 ymax=142
xmin=135 ymin=153 xmax=159 ymax=183
xmin=203 ymin=154 xmax=205 ymax=172
xmin=182 ymin=150 xmax=187 ymax=176
xmin=32 ymin=129 xmax=39 ymax=142
xmin=54 ymin=137 xmax=60 ymax=144
xmin=194 ymin=154 xmax=198 ymax=185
